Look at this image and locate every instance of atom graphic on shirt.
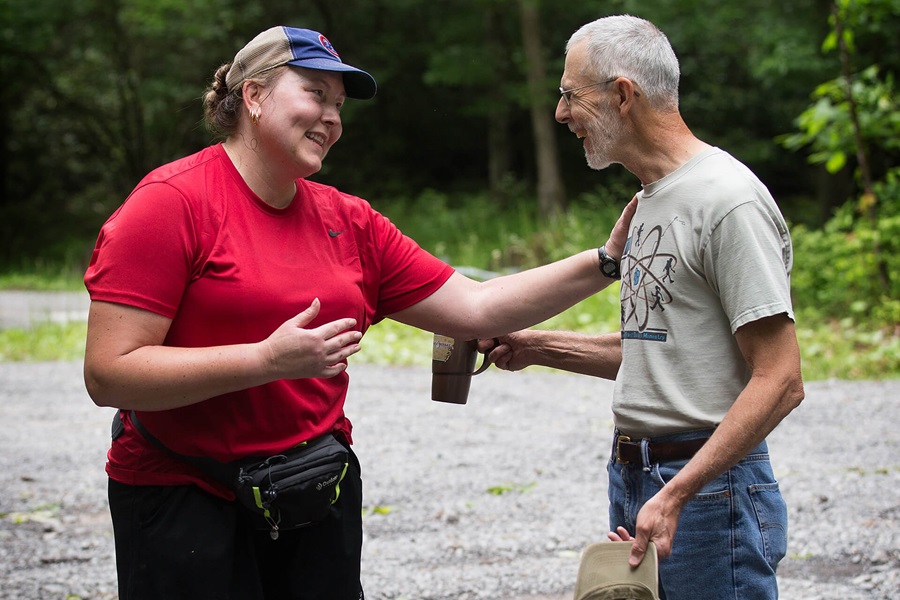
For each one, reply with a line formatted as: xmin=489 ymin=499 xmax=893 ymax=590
xmin=622 ymin=222 xmax=678 ymax=333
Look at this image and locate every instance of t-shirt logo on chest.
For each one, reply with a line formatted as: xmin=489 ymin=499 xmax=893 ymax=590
xmin=621 ymin=219 xmax=680 ymax=340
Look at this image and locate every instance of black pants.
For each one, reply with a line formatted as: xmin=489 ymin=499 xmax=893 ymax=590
xmin=108 ymin=448 xmax=364 ymax=600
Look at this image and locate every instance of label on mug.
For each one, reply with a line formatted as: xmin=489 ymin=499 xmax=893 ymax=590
xmin=432 ymin=335 xmax=454 ymax=362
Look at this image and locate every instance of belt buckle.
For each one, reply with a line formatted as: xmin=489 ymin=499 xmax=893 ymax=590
xmin=615 ymin=435 xmax=632 ymax=465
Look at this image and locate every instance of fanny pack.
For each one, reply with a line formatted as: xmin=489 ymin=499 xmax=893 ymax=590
xmin=116 ymin=410 xmax=349 ymax=540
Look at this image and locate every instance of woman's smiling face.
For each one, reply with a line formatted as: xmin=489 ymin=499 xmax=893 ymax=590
xmin=256 ymin=67 xmax=346 ymax=179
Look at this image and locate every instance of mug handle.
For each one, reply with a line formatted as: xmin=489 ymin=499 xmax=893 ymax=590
xmin=472 ymin=338 xmax=499 ymax=375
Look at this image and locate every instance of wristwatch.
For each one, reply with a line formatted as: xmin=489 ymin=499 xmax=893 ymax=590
xmin=597 ymin=245 xmax=621 ymax=280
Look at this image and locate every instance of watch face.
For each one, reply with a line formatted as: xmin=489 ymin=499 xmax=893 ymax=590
xmin=598 ymin=246 xmax=620 ymax=279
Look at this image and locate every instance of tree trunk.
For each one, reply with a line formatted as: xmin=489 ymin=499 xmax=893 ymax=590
xmin=833 ymin=2 xmax=890 ymax=291
xmin=519 ymin=0 xmax=566 ymax=221
xmin=485 ymin=7 xmax=513 ymax=205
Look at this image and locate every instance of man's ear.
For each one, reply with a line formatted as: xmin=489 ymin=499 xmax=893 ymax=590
xmin=616 ymin=79 xmax=639 ymax=115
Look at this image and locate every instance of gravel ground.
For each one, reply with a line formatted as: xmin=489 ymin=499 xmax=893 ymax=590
xmin=0 ymin=360 xmax=898 ymax=600
xmin=0 ymin=291 xmax=91 ymax=330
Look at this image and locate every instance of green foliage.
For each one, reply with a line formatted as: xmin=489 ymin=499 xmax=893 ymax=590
xmin=778 ymin=66 xmax=900 ymax=174
xmin=614 ymin=0 xmax=835 ymax=178
xmin=1 ymin=0 xmax=256 ymax=266
xmin=377 ymin=187 xmax=545 ymax=272
xmin=790 ymin=177 xmax=900 ymax=323
xmin=823 ymin=0 xmax=900 ymax=57
xmin=377 ymin=184 xmax=631 ymax=273
xmin=1 ymin=0 xmax=857 ymax=266
xmin=777 ymin=0 xmax=899 ymax=369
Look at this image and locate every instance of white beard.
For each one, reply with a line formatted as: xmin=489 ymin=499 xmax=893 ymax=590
xmin=584 ymin=104 xmax=626 ymax=170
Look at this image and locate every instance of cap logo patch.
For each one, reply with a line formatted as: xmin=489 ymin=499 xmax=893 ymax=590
xmin=318 ymin=34 xmax=340 ymax=58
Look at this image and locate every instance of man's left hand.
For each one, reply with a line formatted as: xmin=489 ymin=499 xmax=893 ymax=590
xmin=629 ymin=490 xmax=683 ymax=567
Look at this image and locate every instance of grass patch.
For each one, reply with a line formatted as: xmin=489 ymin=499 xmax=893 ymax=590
xmin=2 ymin=292 xmax=896 ymax=383
xmin=0 ymin=321 xmax=87 ymax=362
xmin=355 ymin=320 xmax=433 ymax=368
xmin=796 ymin=313 xmax=900 ymax=380
xmin=354 ymin=288 xmax=900 ymax=381
xmin=0 ymin=301 xmax=896 ymax=382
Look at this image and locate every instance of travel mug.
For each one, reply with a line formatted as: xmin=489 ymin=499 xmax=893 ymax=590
xmin=431 ymin=335 xmax=493 ymax=404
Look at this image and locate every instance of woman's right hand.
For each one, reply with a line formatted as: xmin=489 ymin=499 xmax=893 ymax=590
xmin=259 ymin=298 xmax=362 ymax=380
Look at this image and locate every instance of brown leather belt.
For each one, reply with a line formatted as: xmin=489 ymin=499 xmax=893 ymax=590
xmin=615 ymin=434 xmax=709 ymax=466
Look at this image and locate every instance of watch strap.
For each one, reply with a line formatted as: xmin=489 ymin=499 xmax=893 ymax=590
xmin=598 ymin=245 xmax=621 ymax=280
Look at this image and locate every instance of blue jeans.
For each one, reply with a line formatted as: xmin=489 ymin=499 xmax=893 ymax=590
xmin=607 ymin=430 xmax=787 ymax=600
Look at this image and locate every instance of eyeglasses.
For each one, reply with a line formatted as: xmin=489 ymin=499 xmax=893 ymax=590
xmin=559 ymin=76 xmax=640 ymax=107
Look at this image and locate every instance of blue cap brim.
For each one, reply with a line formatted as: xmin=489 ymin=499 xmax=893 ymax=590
xmin=286 ymin=58 xmax=377 ymax=100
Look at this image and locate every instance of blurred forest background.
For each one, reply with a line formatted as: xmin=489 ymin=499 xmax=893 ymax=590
xmin=0 ymin=0 xmax=897 ymax=377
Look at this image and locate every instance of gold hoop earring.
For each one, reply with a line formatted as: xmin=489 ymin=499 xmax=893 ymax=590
xmin=249 ymin=105 xmax=261 ymax=125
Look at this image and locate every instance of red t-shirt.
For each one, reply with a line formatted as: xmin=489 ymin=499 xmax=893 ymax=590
xmin=85 ymin=144 xmax=454 ymax=497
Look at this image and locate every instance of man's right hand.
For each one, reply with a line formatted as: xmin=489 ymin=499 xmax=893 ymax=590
xmin=477 ymin=332 xmax=535 ymax=372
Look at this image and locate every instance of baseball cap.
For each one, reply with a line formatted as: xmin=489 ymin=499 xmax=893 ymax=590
xmin=225 ymin=26 xmax=377 ymax=100
xmin=574 ymin=542 xmax=660 ymax=600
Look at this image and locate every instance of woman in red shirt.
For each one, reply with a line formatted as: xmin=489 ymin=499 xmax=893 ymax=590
xmin=84 ymin=25 xmax=633 ymax=600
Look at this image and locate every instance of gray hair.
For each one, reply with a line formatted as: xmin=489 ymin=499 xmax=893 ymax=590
xmin=567 ymin=15 xmax=680 ymax=111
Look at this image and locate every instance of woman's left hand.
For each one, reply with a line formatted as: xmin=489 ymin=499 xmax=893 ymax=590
xmin=258 ymin=298 xmax=362 ymax=380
